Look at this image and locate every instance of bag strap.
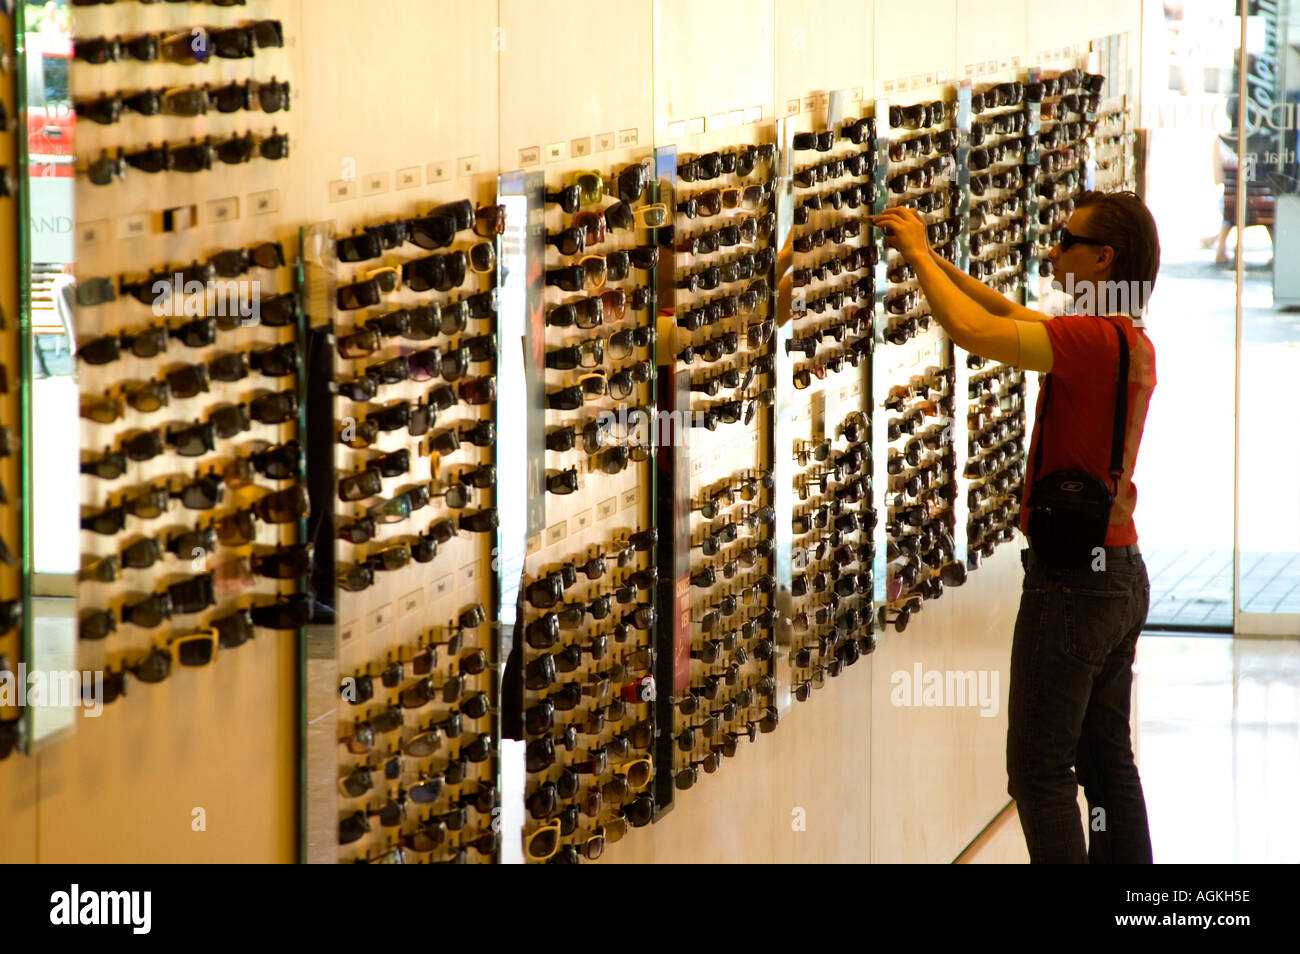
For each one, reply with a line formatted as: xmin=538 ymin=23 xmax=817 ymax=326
xmin=1030 ymin=372 xmax=1051 ymax=482
xmin=1030 ymin=318 xmax=1131 ymax=494
xmin=1107 ymin=319 xmax=1130 ymax=490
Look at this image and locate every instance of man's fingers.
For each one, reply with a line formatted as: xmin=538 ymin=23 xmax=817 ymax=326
xmin=873 ymin=209 xmax=913 ymax=226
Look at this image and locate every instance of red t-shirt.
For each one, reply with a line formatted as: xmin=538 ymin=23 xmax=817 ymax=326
xmin=1019 ymin=315 xmax=1157 ymax=546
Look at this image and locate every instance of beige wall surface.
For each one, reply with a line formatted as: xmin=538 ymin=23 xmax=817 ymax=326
xmin=2 ymin=0 xmax=1139 ymax=864
xmin=601 ymin=541 xmax=1023 ymax=864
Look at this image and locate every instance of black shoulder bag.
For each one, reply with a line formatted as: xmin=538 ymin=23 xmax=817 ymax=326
xmin=1025 ymin=319 xmax=1129 ymax=569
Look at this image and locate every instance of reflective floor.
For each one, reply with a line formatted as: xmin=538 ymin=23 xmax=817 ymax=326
xmin=965 ymin=634 xmax=1300 ymax=863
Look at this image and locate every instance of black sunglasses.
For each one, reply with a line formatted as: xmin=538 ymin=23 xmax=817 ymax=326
xmin=1058 ymin=227 xmax=1116 ymax=252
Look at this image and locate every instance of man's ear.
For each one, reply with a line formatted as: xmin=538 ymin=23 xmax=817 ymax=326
xmin=1096 ymin=244 xmax=1117 ymax=272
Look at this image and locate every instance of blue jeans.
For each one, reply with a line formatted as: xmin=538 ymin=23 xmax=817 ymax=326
xmin=1007 ymin=545 xmax=1153 ymax=863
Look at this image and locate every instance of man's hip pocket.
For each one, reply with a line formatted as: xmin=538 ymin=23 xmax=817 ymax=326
xmin=1061 ymin=584 xmax=1131 ymax=665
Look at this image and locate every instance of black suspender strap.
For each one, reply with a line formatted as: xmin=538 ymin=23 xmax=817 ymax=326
xmin=1030 ymin=318 xmax=1131 ymax=495
xmin=1107 ymin=319 xmax=1130 ymax=488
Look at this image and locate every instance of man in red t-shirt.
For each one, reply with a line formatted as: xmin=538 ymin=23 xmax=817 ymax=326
xmin=874 ymin=190 xmax=1159 ymax=864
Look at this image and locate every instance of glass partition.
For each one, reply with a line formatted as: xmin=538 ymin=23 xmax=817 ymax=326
xmin=1233 ymin=0 xmax=1299 ymax=636
xmin=24 ymin=0 xmax=77 ymax=586
xmin=1136 ymin=4 xmax=1238 ymax=629
xmin=1138 ymin=0 xmax=1298 ymax=636
xmin=22 ymin=0 xmax=79 ymax=750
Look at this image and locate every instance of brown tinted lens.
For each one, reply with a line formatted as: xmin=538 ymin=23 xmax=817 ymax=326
xmin=222 ymin=457 xmax=256 ymax=489
xmin=474 ymin=204 xmax=506 ymax=237
xmin=600 ymin=288 xmax=627 ymax=322
xmin=217 ymin=511 xmax=256 ymax=545
xmin=697 ymin=191 xmax=722 ymax=216
xmin=257 ymin=486 xmax=309 ymax=523
xmin=82 ymin=396 xmax=123 ymax=424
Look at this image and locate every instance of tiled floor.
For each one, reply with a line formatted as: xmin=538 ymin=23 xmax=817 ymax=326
xmin=1144 ymin=548 xmax=1300 ymax=628
xmin=963 ymin=634 xmax=1300 ymax=863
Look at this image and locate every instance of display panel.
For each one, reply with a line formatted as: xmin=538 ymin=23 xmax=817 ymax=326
xmin=785 ymin=99 xmax=879 ymax=680
xmin=960 ymin=77 xmax=1034 ymax=571
xmin=515 ymin=147 xmax=661 ymax=863
xmin=657 ymin=131 xmax=781 ymax=799
xmin=325 ymin=185 xmax=502 ymax=864
xmin=871 ymin=90 xmax=967 ymax=636
xmin=69 ymin=0 xmax=305 ymax=711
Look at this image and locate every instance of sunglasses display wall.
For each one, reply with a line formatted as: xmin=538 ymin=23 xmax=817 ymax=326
xmin=0 ymin=0 xmax=22 ymax=763
xmin=1033 ymin=70 xmax=1100 ymax=288
xmin=327 ymin=192 xmax=503 ymax=863
xmin=16 ymin=0 xmax=1129 ymax=854
xmin=71 ymin=1 xmax=304 ymax=708
xmin=1092 ymin=104 xmax=1136 ymax=194
xmin=788 ymin=406 xmax=878 ymax=680
xmin=521 ymin=155 xmax=660 ymax=863
xmin=878 ymin=94 xmax=965 ymax=343
xmin=966 ymin=81 xmax=1031 ymax=299
xmin=72 ymin=12 xmax=289 ymax=187
xmin=876 ymin=363 xmax=963 ymax=631
xmin=963 ymin=356 xmax=1027 ymax=565
xmin=957 ymin=79 xmax=1034 ymax=569
xmin=75 ymin=233 xmax=306 ymax=678
xmin=658 ymin=137 xmax=783 ymax=795
xmin=870 ymin=94 xmax=967 ymax=633
xmin=786 ymin=110 xmax=880 ymax=679
xmin=336 ymin=603 xmax=498 ymax=863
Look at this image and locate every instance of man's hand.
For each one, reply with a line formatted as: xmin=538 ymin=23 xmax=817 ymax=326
xmin=872 ymin=206 xmax=932 ymax=267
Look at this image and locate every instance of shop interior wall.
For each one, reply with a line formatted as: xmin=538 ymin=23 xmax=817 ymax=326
xmin=0 ymin=0 xmax=1141 ymax=864
xmin=296 ymin=0 xmax=503 ymax=867
xmin=12 ymin=0 xmax=313 ymax=863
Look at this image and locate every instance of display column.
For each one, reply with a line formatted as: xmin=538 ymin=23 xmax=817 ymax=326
xmin=781 ymin=94 xmax=879 ymax=703
xmin=651 ymin=144 xmax=684 ymax=815
xmin=871 ymin=91 xmax=966 ymax=639
xmin=326 ymin=179 xmax=504 ymax=863
xmin=655 ymin=131 xmax=780 ymax=801
xmin=517 ymin=151 xmax=661 ymax=863
xmin=961 ymin=76 xmax=1033 ymax=572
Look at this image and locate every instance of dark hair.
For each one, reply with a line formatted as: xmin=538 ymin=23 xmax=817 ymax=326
xmin=1075 ymin=190 xmax=1160 ymax=315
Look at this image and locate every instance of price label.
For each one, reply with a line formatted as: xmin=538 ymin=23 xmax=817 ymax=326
xmin=206 ymin=197 xmax=238 ymax=222
xmin=329 ymin=179 xmax=356 ymax=203
xmin=249 ymin=188 xmax=280 ymax=214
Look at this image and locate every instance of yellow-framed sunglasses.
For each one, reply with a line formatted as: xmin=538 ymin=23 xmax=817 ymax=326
xmin=525 ymin=820 xmax=561 ymax=862
xmin=171 ymin=628 xmax=219 ymax=668
xmin=613 ymin=757 xmax=652 ymax=792
xmin=363 ymin=265 xmax=401 ymax=293
xmin=568 ymin=169 xmax=605 ymax=205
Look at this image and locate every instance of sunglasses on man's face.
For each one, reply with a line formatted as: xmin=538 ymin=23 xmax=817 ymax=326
xmin=1057 ymin=227 xmax=1114 ymax=253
